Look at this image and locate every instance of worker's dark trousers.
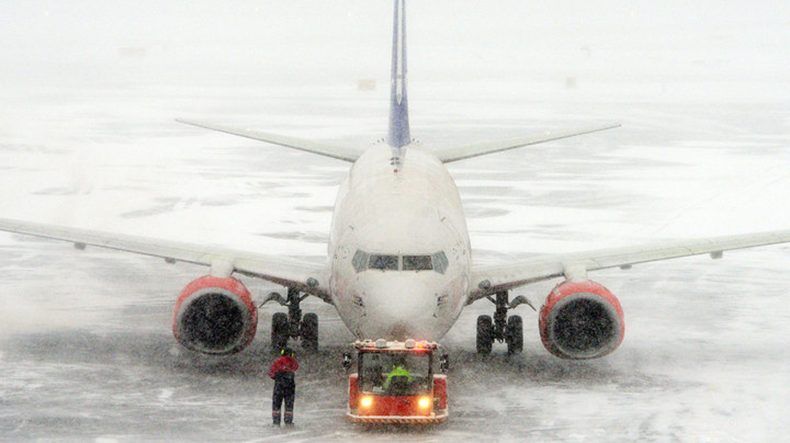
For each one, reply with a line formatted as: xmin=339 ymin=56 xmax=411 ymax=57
xmin=272 ymin=385 xmax=295 ymax=425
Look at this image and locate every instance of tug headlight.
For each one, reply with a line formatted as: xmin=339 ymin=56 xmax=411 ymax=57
xmin=418 ymin=396 xmax=431 ymax=409
xmin=360 ymin=396 xmax=374 ymax=408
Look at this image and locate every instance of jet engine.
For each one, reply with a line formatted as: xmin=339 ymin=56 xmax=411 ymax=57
xmin=539 ymin=280 xmax=624 ymax=359
xmin=172 ymin=275 xmax=258 ymax=355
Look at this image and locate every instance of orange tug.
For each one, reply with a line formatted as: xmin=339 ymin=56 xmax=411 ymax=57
xmin=345 ymin=339 xmax=449 ymax=424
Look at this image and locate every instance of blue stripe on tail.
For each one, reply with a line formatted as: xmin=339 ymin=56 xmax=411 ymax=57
xmin=387 ymin=0 xmax=410 ymax=149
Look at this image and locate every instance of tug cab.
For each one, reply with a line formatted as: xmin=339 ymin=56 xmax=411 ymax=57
xmin=345 ymin=339 xmax=449 ymax=424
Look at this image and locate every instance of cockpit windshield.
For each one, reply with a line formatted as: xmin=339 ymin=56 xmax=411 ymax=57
xmin=369 ymin=254 xmax=398 ymax=270
xmin=353 ymin=250 xmax=448 ymax=274
xmin=359 ymin=351 xmax=432 ymax=396
xmin=403 ymin=255 xmax=432 ymax=271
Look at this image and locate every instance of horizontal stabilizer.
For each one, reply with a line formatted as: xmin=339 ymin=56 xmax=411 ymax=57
xmin=437 ymin=123 xmax=621 ymax=163
xmin=177 ymin=119 xmax=362 ymax=162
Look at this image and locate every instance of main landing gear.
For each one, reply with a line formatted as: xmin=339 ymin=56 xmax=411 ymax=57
xmin=476 ymin=291 xmax=533 ymax=355
xmin=263 ymin=287 xmax=319 ymax=354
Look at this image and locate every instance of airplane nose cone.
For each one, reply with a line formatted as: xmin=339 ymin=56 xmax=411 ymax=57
xmin=361 ymin=275 xmax=438 ymax=340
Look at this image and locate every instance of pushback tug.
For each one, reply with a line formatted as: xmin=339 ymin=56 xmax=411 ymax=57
xmin=344 ymin=340 xmax=449 ymax=424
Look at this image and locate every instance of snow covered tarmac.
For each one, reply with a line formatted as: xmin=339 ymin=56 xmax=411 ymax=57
xmin=2 ymin=1 xmax=790 ymax=441
xmin=2 ymin=93 xmax=789 ymax=442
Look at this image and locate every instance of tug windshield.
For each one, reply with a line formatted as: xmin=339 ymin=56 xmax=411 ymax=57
xmin=359 ymin=351 xmax=432 ymax=396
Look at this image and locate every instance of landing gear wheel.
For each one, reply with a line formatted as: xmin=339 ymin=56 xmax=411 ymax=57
xmin=271 ymin=312 xmax=289 ymax=354
xmin=476 ymin=315 xmax=494 ymax=355
xmin=506 ymin=315 xmax=523 ymax=355
xmin=301 ymin=313 xmax=318 ymax=353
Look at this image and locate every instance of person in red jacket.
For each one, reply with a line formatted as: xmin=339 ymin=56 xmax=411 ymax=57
xmin=269 ymin=347 xmax=299 ymax=426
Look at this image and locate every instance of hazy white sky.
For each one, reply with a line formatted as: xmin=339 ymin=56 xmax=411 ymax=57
xmin=1 ymin=0 xmax=788 ymax=93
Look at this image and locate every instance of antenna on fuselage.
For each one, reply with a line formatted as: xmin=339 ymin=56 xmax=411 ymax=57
xmin=387 ymin=0 xmax=410 ymax=172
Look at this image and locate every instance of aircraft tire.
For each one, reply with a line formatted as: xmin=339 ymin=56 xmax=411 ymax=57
xmin=476 ymin=315 xmax=494 ymax=355
xmin=301 ymin=313 xmax=319 ymax=353
xmin=506 ymin=315 xmax=523 ymax=355
xmin=271 ymin=312 xmax=289 ymax=354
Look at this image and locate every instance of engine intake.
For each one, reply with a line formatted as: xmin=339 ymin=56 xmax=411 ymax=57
xmin=539 ymin=280 xmax=624 ymax=359
xmin=173 ymin=275 xmax=258 ymax=355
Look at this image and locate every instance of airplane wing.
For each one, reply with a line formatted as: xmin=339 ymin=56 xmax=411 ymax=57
xmin=0 ymin=218 xmax=332 ymax=304
xmin=437 ymin=123 xmax=621 ymax=164
xmin=176 ymin=118 xmax=363 ymax=163
xmin=468 ymin=229 xmax=790 ymax=303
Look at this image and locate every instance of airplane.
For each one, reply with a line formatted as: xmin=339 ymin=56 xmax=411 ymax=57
xmin=2 ymin=0 xmax=789 ymax=360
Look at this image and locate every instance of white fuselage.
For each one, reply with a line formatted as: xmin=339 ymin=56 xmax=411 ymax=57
xmin=328 ymin=143 xmax=471 ymax=340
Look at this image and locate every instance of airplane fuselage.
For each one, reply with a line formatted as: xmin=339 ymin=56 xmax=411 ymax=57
xmin=328 ymin=143 xmax=471 ymax=340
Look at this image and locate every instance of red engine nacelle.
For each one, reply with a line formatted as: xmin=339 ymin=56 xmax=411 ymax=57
xmin=172 ymin=275 xmax=258 ymax=355
xmin=539 ymin=280 xmax=624 ymax=359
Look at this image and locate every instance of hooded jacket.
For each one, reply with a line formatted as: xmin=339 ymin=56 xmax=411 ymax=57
xmin=269 ymin=355 xmax=299 ymax=389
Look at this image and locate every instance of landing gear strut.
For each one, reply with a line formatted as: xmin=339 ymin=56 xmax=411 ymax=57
xmin=263 ymin=287 xmax=319 ymax=354
xmin=476 ymin=291 xmax=532 ymax=355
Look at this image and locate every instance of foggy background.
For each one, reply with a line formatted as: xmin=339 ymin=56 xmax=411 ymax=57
xmin=1 ymin=1 xmax=789 ymax=442
xmin=3 ymin=1 xmax=789 ymax=99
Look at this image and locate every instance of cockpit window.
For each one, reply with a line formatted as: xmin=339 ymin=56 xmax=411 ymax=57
xmin=403 ymin=255 xmax=433 ymax=271
xmin=369 ymin=254 xmax=399 ymax=270
xmin=353 ymin=250 xmax=448 ymax=273
xmin=432 ymin=251 xmax=449 ymax=274
xmin=352 ymin=250 xmax=369 ymax=273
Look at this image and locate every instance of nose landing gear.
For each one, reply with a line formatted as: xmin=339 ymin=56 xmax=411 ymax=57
xmin=263 ymin=287 xmax=319 ymax=354
xmin=476 ymin=291 xmax=533 ymax=355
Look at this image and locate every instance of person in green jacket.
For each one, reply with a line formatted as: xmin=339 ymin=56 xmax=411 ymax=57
xmin=383 ymin=357 xmax=412 ymax=389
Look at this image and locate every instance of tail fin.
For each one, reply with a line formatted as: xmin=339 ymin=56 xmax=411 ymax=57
xmin=387 ymin=0 xmax=410 ymax=150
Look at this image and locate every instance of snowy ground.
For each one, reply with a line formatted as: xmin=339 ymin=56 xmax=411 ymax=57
xmin=2 ymin=1 xmax=790 ymax=442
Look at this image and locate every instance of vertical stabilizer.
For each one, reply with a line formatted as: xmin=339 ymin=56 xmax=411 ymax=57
xmin=387 ymin=0 xmax=410 ymax=153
